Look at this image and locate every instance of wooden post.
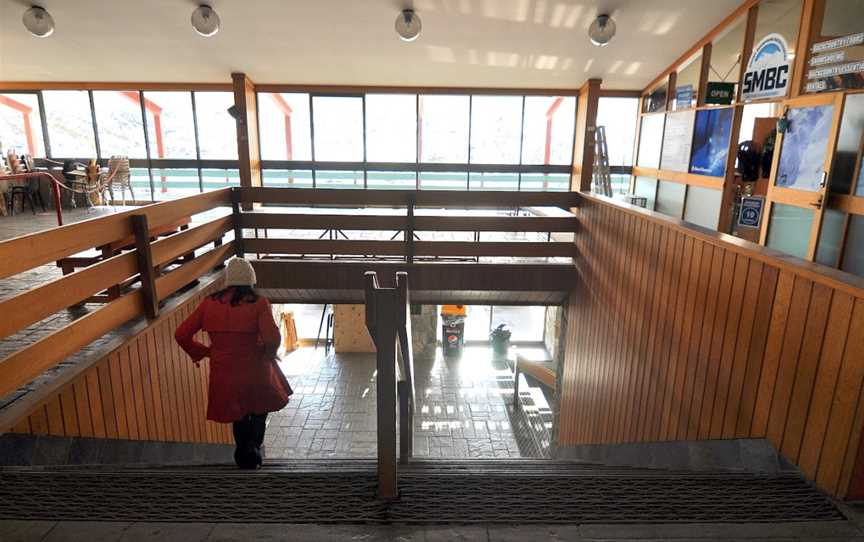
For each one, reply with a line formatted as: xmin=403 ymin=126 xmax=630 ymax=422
xmin=571 ymin=78 xmax=602 ymax=192
xmin=398 ymin=379 xmax=412 ymax=463
xmin=364 ymin=271 xmax=399 ymax=500
xmin=406 ymin=194 xmax=415 ymax=264
xmin=232 ymin=72 xmax=262 ymax=212
xmin=131 ymin=214 xmax=159 ymax=319
xmin=230 ymin=188 xmax=245 ymax=257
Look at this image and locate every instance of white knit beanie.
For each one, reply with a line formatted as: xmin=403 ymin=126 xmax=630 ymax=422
xmin=224 ymin=257 xmax=256 ymax=287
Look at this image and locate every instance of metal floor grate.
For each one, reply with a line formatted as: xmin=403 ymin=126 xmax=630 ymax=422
xmin=0 ymin=463 xmax=842 ymax=524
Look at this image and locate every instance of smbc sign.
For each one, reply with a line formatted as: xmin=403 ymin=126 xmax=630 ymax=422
xmin=742 ymin=33 xmax=791 ymax=101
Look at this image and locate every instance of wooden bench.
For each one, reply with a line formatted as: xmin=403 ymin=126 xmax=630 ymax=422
xmin=56 ymin=216 xmax=192 ymax=303
xmin=513 ymin=353 xmax=556 ymax=405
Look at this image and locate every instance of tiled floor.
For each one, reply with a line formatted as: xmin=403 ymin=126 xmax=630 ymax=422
xmin=265 ymin=346 xmax=526 ymax=459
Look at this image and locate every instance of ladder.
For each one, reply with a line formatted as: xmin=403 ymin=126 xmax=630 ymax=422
xmin=593 ymin=125 xmax=613 ymax=197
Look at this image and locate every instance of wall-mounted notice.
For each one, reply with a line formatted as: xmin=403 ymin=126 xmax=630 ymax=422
xmin=675 ymin=85 xmax=694 ymax=109
xmin=690 ymin=108 xmax=734 ymax=177
xmin=660 ymin=110 xmax=695 ymax=173
xmin=737 ymin=196 xmax=764 ymax=228
xmin=775 ymin=104 xmax=834 ymax=192
xmin=807 ymin=32 xmax=864 ymax=93
xmin=742 ymin=33 xmax=791 ymax=101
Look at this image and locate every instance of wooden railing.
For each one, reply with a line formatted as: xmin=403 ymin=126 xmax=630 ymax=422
xmin=364 ymin=271 xmax=414 ymax=500
xmin=0 ymin=189 xmax=234 ymax=399
xmin=237 ymin=187 xmax=579 ymax=262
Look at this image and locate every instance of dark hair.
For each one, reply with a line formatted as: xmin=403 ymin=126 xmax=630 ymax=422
xmin=210 ymin=285 xmax=259 ymax=306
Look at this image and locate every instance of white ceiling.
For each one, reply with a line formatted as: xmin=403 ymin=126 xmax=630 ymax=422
xmin=0 ymin=0 xmax=743 ymax=90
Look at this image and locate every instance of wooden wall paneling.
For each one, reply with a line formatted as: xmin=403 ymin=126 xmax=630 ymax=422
xmin=736 ymin=265 xmax=779 ymax=436
xmin=128 ymin=336 xmax=150 ymax=441
xmin=12 ymin=417 xmax=30 ymax=434
xmin=604 ymin=211 xmax=633 ymax=442
xmin=118 ymin=347 xmax=139 ymax=440
xmin=781 ymin=283 xmax=833 ymax=460
xmin=59 ymin=385 xmax=79 ymax=437
xmin=676 ymin=242 xmax=714 ymax=440
xmin=182 ymin=305 xmax=206 ymax=443
xmin=108 ymin=351 xmax=130 ymax=439
xmin=165 ymin=315 xmax=189 ymax=441
xmin=615 ymin=212 xmax=642 ymax=442
xmin=85 ymin=368 xmax=106 ymax=438
xmin=153 ymin=325 xmax=175 ymax=441
xmin=73 ymin=378 xmax=94 ymax=437
xmin=697 ymin=251 xmax=735 ymax=439
xmin=97 ymin=363 xmax=119 ymax=439
xmin=798 ymin=293 xmax=855 ymax=479
xmin=765 ymin=277 xmax=815 ymax=446
xmin=750 ymin=271 xmax=796 ymax=437
xmin=28 ymin=406 xmax=48 ymax=435
xmin=45 ymin=396 xmax=64 ymax=436
xmin=674 ymin=236 xmax=707 ymax=440
xmin=583 ymin=204 xmax=608 ymax=442
xmin=144 ymin=331 xmax=167 ymax=441
xmin=695 ymin=246 xmax=726 ymax=440
xmin=721 ymin=260 xmax=765 ymax=438
xmin=660 ymin=234 xmax=692 ymax=440
xmin=816 ymin=299 xmax=864 ymax=495
xmin=709 ymin=255 xmax=750 ymax=439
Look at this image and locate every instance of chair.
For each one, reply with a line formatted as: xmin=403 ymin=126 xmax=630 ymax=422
xmin=5 ymin=154 xmax=46 ymax=215
xmin=61 ymin=159 xmax=93 ymax=208
xmin=100 ymin=156 xmax=133 ymax=206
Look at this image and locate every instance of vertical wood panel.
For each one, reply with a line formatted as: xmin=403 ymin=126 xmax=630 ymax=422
xmin=45 ymin=396 xmax=65 ymax=436
xmin=59 ymin=386 xmax=80 ymax=437
xmin=563 ymin=196 xmax=864 ymax=500
xmin=73 ymin=379 xmax=94 ymax=438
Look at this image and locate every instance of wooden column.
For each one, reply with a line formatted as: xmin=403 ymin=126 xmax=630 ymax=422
xmin=131 ymin=214 xmax=159 ymax=319
xmin=232 ymin=72 xmax=262 ymax=211
xmin=571 ymin=78 xmax=602 ymax=192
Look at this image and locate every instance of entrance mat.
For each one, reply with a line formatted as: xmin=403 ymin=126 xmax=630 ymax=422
xmin=0 ymin=466 xmax=841 ymax=524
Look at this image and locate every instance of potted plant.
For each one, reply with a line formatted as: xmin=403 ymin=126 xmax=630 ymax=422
xmin=490 ymin=324 xmax=511 ymax=358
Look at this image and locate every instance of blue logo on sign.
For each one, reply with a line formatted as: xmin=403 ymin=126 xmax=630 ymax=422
xmin=743 ymin=34 xmax=790 ymax=101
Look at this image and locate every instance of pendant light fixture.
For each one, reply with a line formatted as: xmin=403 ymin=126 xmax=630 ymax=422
xmin=395 ymin=9 xmax=421 ymax=42
xmin=588 ymin=14 xmax=616 ymax=47
xmin=22 ymin=6 xmax=55 ymax=38
xmin=191 ymin=4 xmax=220 ymax=37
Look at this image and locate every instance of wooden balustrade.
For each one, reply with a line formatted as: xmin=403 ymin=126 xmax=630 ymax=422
xmin=0 ymin=189 xmax=233 ymax=399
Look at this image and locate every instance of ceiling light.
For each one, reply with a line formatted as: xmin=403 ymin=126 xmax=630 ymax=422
xmin=588 ymin=14 xmax=616 ymax=47
xmin=395 ymin=9 xmax=421 ymax=42
xmin=191 ymin=5 xmax=220 ymax=37
xmin=22 ymin=6 xmax=54 ymax=38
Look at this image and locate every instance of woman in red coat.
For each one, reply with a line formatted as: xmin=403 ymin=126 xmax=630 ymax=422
xmin=175 ymin=257 xmax=292 ymax=469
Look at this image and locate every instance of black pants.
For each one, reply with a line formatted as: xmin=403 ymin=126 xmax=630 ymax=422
xmin=232 ymin=413 xmax=267 ymax=469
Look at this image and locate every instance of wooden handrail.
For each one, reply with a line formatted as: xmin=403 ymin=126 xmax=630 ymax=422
xmin=239 ymin=186 xmax=580 ymax=209
xmin=0 ymin=188 xmax=231 ymax=280
xmin=243 ymin=239 xmax=574 ymax=259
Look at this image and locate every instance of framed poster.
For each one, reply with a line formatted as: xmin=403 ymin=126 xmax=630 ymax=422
xmin=689 ymin=108 xmax=734 ymax=177
xmin=775 ymin=104 xmax=834 ymax=191
xmin=660 ymin=110 xmax=695 ymax=173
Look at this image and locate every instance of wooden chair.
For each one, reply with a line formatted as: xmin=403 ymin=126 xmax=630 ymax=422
xmin=5 ymin=154 xmax=46 ymax=215
xmin=100 ymin=156 xmax=133 ymax=206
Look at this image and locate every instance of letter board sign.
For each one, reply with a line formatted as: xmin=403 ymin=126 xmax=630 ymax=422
xmin=742 ymin=34 xmax=791 ymax=101
xmin=738 ymin=196 xmax=765 ymax=229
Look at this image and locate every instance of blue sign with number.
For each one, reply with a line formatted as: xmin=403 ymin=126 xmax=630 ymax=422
xmin=738 ymin=196 xmax=764 ymax=228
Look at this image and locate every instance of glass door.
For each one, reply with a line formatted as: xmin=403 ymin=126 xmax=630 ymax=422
xmin=760 ymin=93 xmax=844 ymax=260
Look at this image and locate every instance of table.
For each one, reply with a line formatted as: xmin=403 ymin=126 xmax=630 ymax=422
xmin=0 ymin=171 xmax=65 ymax=226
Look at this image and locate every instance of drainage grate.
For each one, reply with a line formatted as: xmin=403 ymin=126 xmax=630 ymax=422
xmin=0 ymin=465 xmax=841 ymax=524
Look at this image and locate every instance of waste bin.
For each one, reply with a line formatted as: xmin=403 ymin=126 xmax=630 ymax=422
xmin=440 ymin=305 xmax=467 ymax=358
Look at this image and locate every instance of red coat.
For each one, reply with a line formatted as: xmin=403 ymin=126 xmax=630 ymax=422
xmin=175 ymin=291 xmax=292 ymax=423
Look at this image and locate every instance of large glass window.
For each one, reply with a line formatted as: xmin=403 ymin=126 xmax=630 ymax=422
xmin=634 ymin=177 xmax=658 ymax=209
xmin=419 ymin=171 xmax=467 ymax=190
xmin=258 ymin=93 xmax=312 ymax=161
xmin=201 ymin=168 xmax=240 ymax=190
xmin=597 ymin=97 xmax=638 ymax=166
xmin=312 ymin=96 xmax=364 ymax=162
xmin=469 ymin=172 xmax=519 ymax=191
xmin=194 ymin=92 xmax=238 ymax=159
xmin=683 ymin=185 xmax=722 ymax=229
xmin=655 ymin=180 xmax=687 ymax=218
xmin=0 ymin=93 xmax=45 ymax=157
xmin=92 ymin=91 xmax=147 ymax=158
xmin=469 ymin=96 xmax=522 ymax=164
xmin=419 ymin=95 xmax=469 ymax=163
xmin=152 ymin=168 xmax=200 ymax=201
xmin=673 ymin=52 xmax=702 ymax=110
xmin=710 ymin=15 xmax=746 ymax=100
xmin=637 ymin=114 xmax=664 ymax=168
xmin=262 ymin=169 xmax=313 ymax=189
xmin=42 ymin=90 xmax=97 ymax=158
xmin=750 ymin=0 xmax=803 ymax=100
xmin=367 ymin=170 xmax=416 ymax=190
xmin=828 ymin=93 xmax=864 ymax=195
xmin=142 ymin=91 xmax=197 ymax=159
xmin=365 ymin=94 xmax=416 ymax=163
xmin=766 ymin=202 xmax=814 ymax=259
xmin=841 ymin=215 xmax=864 ymax=277
xmin=521 ymin=96 xmax=576 ymax=165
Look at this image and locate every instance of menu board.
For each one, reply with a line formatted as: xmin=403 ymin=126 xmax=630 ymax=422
xmin=660 ymin=110 xmax=695 ymax=173
xmin=806 ymin=32 xmax=864 ymax=93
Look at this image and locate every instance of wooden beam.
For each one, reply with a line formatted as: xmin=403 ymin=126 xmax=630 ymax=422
xmin=240 ymin=213 xmax=408 ymax=231
xmin=244 ymin=238 xmax=406 ymax=256
xmin=154 ymin=242 xmax=233 ymax=301
xmin=238 ymin=213 xmax=578 ymax=232
xmin=232 ymin=73 xmax=262 ymax=210
xmin=413 ymin=215 xmax=579 ymax=232
xmin=790 ymin=0 xmax=818 ymax=98
xmin=150 ymin=216 xmax=232 ymax=267
xmin=238 ymin=187 xmax=580 ymax=209
xmin=414 ymin=241 xmax=576 ymax=258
